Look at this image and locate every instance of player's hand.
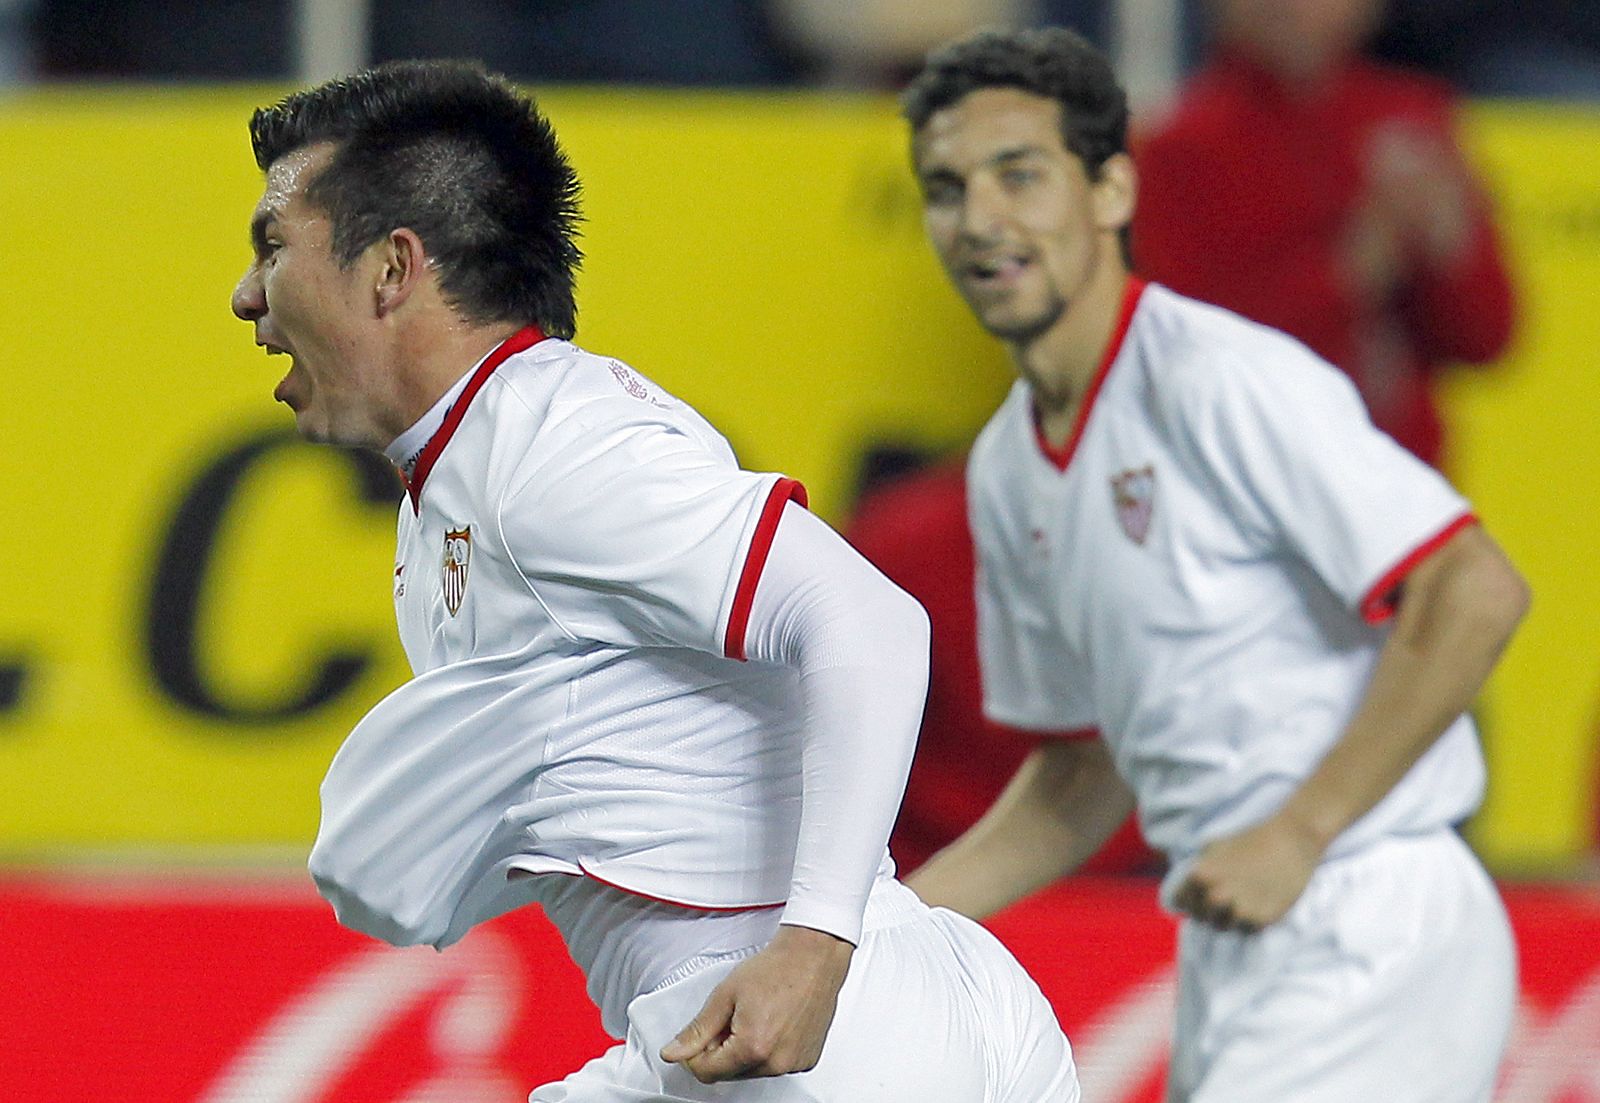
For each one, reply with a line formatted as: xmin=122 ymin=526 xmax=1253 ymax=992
xmin=660 ymin=923 xmax=854 ymax=1083
xmin=1171 ymin=814 xmax=1324 ymax=933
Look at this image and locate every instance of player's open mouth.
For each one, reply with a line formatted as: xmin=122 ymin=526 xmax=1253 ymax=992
xmin=273 ymin=374 xmax=300 ymax=409
xmin=967 ymin=257 xmax=1030 ymax=285
xmin=258 ymin=340 xmax=300 ymax=407
xmin=272 ymin=360 xmax=303 ymax=410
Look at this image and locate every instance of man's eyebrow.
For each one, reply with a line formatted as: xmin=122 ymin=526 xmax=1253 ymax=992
xmin=249 ymin=209 xmax=276 ymax=251
xmin=988 ymin=145 xmax=1048 ymax=167
xmin=918 ymin=144 xmax=1050 ymax=183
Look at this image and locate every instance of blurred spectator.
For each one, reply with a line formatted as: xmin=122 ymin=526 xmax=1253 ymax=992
xmin=1134 ymin=0 xmax=1516 ymax=469
xmin=772 ymin=0 xmax=1039 ymax=86
xmin=22 ymin=0 xmax=1600 ymax=97
xmin=848 ymin=454 xmax=1160 ymax=876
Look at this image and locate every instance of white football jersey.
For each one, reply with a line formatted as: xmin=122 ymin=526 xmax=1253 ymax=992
xmin=310 ymin=329 xmax=812 ymax=949
xmin=970 ymin=280 xmax=1486 ymax=871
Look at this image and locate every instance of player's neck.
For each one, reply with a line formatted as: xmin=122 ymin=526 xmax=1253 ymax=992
xmin=386 ymin=316 xmax=528 ymax=441
xmin=1015 ymin=259 xmax=1130 ymax=448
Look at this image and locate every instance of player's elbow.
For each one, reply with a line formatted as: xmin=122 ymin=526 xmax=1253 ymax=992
xmin=872 ymin=582 xmax=932 ymax=673
xmin=829 ymin=579 xmax=929 ymax=705
xmin=1473 ymin=554 xmax=1530 ymax=641
xmin=1442 ymin=530 xmax=1530 ymax=647
xmin=793 ymin=565 xmax=931 ymax=687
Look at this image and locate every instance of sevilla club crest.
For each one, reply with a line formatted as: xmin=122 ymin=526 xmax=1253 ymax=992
xmin=442 ymin=527 xmax=472 ymax=617
xmin=1110 ymin=466 xmax=1156 ymax=546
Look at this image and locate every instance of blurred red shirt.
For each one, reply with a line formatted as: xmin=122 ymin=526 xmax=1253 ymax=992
xmin=1134 ymin=51 xmax=1514 ymax=467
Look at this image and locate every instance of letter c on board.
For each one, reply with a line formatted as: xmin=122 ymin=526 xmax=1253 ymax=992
xmin=144 ymin=428 xmax=399 ymax=724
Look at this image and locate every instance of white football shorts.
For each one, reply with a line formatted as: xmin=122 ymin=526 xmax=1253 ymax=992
xmin=530 ymin=877 xmax=1079 ymax=1102
xmin=1168 ymin=828 xmax=1515 ymax=1103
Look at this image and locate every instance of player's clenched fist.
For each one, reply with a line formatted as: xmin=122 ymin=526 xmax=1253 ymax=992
xmin=1172 ymin=814 xmax=1325 ymax=933
xmin=661 ymin=924 xmax=854 ymax=1083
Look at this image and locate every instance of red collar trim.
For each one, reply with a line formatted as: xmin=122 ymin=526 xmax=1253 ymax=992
xmin=1032 ymin=276 xmax=1147 ymax=472
xmin=403 ymin=325 xmax=545 ymax=511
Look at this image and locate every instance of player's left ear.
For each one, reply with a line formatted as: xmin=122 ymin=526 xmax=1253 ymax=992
xmin=1090 ymin=153 xmax=1137 ymax=234
xmin=374 ymin=228 xmax=427 ymax=318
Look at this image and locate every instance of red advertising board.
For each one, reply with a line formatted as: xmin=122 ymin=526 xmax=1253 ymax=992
xmin=3 ymin=873 xmax=1598 ymax=1101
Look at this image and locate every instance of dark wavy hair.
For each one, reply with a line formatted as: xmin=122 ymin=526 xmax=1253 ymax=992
xmin=901 ymin=27 xmax=1129 ymax=180
xmin=250 ymin=59 xmax=582 ymax=338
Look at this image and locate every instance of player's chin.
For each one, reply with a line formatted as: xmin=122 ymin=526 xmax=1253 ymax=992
xmin=980 ymin=304 xmax=1062 ymax=344
xmin=290 ymin=410 xmax=333 ymax=445
xmin=291 ymin=409 xmax=358 ymax=449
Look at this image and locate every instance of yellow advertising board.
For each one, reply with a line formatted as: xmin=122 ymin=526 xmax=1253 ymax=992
xmin=1448 ymin=104 xmax=1600 ymax=870
xmin=0 ymin=88 xmax=1594 ymax=868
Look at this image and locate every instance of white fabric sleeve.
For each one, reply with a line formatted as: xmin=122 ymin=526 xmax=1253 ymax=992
xmin=738 ymin=501 xmax=930 ymax=945
xmin=499 ymin=402 xmax=798 ymax=653
xmin=1174 ymin=340 xmax=1472 ymax=623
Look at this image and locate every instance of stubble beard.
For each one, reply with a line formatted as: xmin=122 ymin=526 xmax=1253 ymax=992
xmin=978 ymin=290 xmax=1068 ymax=347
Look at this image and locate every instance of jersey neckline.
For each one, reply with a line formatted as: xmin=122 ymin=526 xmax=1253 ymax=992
xmin=1031 ymin=276 xmax=1148 ymax=473
xmin=403 ymin=325 xmax=546 ymax=512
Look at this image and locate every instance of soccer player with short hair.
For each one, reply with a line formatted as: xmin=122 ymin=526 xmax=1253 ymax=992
xmin=900 ymin=27 xmax=1528 ymax=1102
xmin=230 ymin=59 xmax=1079 ymax=1102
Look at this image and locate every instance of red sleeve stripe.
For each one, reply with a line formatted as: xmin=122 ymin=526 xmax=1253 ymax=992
xmin=1359 ymin=512 xmax=1478 ymax=625
xmin=723 ymin=477 xmax=809 ymax=661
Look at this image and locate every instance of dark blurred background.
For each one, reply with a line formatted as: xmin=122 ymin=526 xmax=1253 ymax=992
xmin=5 ymin=0 xmax=1598 ymax=99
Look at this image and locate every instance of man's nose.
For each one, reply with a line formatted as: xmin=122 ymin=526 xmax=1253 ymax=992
xmin=232 ymin=265 xmax=265 ymax=322
xmin=958 ymin=179 xmax=1006 ymax=241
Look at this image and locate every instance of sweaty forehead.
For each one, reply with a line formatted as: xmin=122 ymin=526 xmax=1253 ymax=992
xmin=256 ymin=142 xmax=337 ymax=221
xmin=914 ymin=87 xmax=1068 ymax=172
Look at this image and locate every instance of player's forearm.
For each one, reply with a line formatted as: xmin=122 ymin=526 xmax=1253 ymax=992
xmin=743 ymin=503 xmax=929 ymax=944
xmin=1277 ymin=525 xmax=1528 ymax=851
xmin=780 ymin=611 xmax=928 ymax=940
xmin=907 ymin=739 xmax=1135 ymax=919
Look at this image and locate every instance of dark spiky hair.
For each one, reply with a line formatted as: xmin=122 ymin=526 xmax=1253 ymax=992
xmin=250 ymin=59 xmax=582 ymax=338
xmin=901 ymin=27 xmax=1129 ymax=179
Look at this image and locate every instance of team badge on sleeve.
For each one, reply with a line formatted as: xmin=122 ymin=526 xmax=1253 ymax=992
xmin=1110 ymin=466 xmax=1156 ymax=545
xmin=442 ymin=527 xmax=472 ymax=616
